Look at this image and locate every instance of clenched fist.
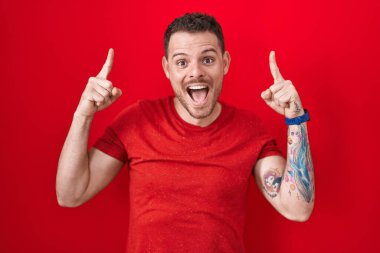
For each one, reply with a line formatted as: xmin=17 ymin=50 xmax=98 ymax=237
xmin=75 ymin=48 xmax=122 ymax=117
xmin=261 ymin=51 xmax=304 ymax=119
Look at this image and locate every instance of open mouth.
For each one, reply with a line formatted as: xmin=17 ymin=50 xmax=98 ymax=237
xmin=186 ymin=85 xmax=209 ymax=104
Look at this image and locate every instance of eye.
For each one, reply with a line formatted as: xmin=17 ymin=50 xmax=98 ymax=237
xmin=203 ymin=57 xmax=214 ymax=65
xmin=176 ymin=59 xmax=187 ymax=68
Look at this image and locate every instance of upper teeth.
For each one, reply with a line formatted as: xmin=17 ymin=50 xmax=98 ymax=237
xmin=188 ymin=85 xmax=207 ymax=90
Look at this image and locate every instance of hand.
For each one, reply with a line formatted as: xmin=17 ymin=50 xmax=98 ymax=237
xmin=261 ymin=51 xmax=304 ymax=118
xmin=75 ymin=48 xmax=122 ymax=117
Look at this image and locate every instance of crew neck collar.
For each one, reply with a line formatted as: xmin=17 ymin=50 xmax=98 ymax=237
xmin=168 ymin=95 xmax=231 ymax=132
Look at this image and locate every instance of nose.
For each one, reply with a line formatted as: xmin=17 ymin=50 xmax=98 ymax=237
xmin=188 ymin=61 xmax=204 ymax=79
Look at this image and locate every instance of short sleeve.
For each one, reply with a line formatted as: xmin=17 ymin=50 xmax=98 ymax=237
xmin=93 ymin=126 xmax=128 ymax=163
xmin=257 ymin=138 xmax=283 ymax=160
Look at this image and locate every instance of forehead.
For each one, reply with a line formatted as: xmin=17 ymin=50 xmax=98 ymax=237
xmin=168 ymin=31 xmax=221 ymax=56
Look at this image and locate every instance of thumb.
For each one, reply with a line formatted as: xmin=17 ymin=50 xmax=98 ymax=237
xmin=110 ymin=87 xmax=122 ymax=102
xmin=261 ymin=89 xmax=272 ymax=101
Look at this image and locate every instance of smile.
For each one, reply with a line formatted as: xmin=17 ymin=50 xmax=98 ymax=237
xmin=186 ymin=85 xmax=210 ymax=105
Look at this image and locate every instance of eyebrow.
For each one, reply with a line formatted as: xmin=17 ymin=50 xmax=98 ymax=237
xmin=171 ymin=48 xmax=218 ymax=59
xmin=172 ymin=52 xmax=188 ymax=59
xmin=201 ymin=48 xmax=217 ymax=54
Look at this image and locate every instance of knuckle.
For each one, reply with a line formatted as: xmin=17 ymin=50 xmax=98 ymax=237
xmin=88 ymin=76 xmax=96 ymax=83
xmin=98 ymin=96 xmax=105 ymax=102
xmin=100 ymin=90 xmax=108 ymax=97
xmin=104 ymin=80 xmax=113 ymax=89
xmin=86 ymin=84 xmax=95 ymax=91
xmin=81 ymin=94 xmax=90 ymax=101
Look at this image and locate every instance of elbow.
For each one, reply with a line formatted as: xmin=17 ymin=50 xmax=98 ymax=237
xmin=282 ymin=206 xmax=314 ymax=222
xmin=55 ymin=179 xmax=87 ymax=208
xmin=56 ymin=193 xmax=83 ymax=208
xmin=57 ymin=199 xmax=79 ymax=208
xmin=289 ymin=212 xmax=312 ymax=222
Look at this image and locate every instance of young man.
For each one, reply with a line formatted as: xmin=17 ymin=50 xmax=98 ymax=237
xmin=56 ymin=13 xmax=314 ymax=252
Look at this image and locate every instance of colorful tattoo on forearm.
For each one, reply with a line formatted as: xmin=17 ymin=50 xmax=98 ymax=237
xmin=286 ymin=123 xmax=314 ymax=203
xmin=263 ymin=168 xmax=282 ymax=198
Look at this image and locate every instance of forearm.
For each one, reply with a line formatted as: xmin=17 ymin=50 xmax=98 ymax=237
xmin=280 ymin=122 xmax=315 ymax=220
xmin=56 ymin=113 xmax=94 ymax=206
xmin=259 ymin=51 xmax=315 ymax=221
xmin=56 ymin=49 xmax=122 ymax=207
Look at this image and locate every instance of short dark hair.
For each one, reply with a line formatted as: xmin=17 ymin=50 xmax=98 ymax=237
xmin=164 ymin=13 xmax=225 ymax=59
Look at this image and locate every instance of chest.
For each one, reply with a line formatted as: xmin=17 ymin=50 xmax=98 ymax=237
xmin=124 ymin=124 xmax=263 ymax=207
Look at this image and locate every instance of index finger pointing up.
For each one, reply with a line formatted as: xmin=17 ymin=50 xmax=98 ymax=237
xmin=269 ymin=50 xmax=284 ymax=83
xmin=97 ymin=48 xmax=114 ymax=79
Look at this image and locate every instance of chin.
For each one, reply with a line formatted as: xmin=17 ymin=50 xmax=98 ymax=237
xmin=174 ymin=88 xmax=221 ymax=123
xmin=187 ymin=105 xmax=215 ymax=119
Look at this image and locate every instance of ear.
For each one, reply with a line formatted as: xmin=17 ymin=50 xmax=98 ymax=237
xmin=223 ymin=51 xmax=231 ymax=75
xmin=162 ymin=56 xmax=170 ymax=79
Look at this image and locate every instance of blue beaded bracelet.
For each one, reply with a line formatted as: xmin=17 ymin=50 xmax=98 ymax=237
xmin=285 ymin=109 xmax=310 ymax=125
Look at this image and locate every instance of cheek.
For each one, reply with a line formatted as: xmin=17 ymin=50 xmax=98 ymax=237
xmin=208 ymin=74 xmax=223 ymax=89
xmin=215 ymin=67 xmax=226 ymax=84
xmin=174 ymin=69 xmax=187 ymax=80
xmin=169 ymin=72 xmax=185 ymax=86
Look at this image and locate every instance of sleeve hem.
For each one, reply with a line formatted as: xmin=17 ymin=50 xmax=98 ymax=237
xmin=93 ymin=140 xmax=128 ymax=164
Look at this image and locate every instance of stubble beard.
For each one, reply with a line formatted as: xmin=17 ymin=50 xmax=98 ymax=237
xmin=175 ymin=86 xmax=221 ymax=120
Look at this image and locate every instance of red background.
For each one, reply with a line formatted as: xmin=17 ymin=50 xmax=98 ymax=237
xmin=1 ymin=0 xmax=379 ymax=252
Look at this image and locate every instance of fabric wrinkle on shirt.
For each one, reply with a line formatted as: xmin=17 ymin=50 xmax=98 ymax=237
xmin=94 ymin=96 xmax=282 ymax=253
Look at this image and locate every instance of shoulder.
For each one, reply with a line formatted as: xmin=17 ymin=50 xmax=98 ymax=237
xmin=110 ymin=96 xmax=170 ymax=132
xmin=220 ymin=102 xmax=274 ymax=143
xmin=137 ymin=96 xmax=170 ymax=116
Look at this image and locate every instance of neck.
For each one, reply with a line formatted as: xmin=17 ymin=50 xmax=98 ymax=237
xmin=173 ymin=97 xmax=222 ymax=127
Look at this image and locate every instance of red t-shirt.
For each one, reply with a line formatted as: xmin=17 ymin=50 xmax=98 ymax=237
xmin=94 ymin=96 xmax=282 ymax=253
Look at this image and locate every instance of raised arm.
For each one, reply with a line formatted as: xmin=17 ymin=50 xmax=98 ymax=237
xmin=56 ymin=49 xmax=124 ymax=207
xmin=253 ymin=51 xmax=314 ymax=221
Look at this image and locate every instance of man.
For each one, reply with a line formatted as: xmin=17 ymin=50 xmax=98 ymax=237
xmin=56 ymin=13 xmax=314 ymax=252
